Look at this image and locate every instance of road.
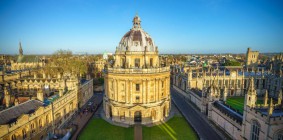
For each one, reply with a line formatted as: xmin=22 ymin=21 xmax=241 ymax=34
xmin=171 ymin=88 xmax=223 ymax=140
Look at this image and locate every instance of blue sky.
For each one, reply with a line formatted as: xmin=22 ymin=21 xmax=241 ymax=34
xmin=0 ymin=0 xmax=282 ymax=54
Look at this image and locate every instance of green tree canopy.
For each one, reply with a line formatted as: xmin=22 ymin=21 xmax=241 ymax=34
xmin=223 ymin=60 xmax=241 ymax=66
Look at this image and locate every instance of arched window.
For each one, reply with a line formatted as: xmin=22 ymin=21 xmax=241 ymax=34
xmin=46 ymin=115 xmax=49 ymax=124
xmin=69 ymin=103 xmax=73 ymax=112
xmin=22 ymin=129 xmax=27 ymax=139
xmin=274 ymin=130 xmax=283 ymax=140
xmin=251 ymin=120 xmax=260 ymax=140
xmin=31 ymin=123 xmax=35 ymax=133
xmin=11 ymin=134 xmax=16 ymax=140
xmin=39 ymin=119 xmax=43 ymax=128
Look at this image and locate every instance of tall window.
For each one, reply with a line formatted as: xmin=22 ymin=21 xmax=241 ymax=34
xmin=277 ymin=134 xmax=283 ymax=140
xmin=274 ymin=130 xmax=283 ymax=140
xmin=136 ymin=84 xmax=140 ymax=91
xmin=22 ymin=129 xmax=27 ymax=139
xmin=39 ymin=119 xmax=43 ymax=128
xmin=11 ymin=134 xmax=16 ymax=140
xmin=46 ymin=115 xmax=49 ymax=124
xmin=150 ymin=58 xmax=153 ymax=67
xmin=121 ymin=58 xmax=125 ymax=68
xmin=135 ymin=58 xmax=140 ymax=68
xmin=31 ymin=123 xmax=35 ymax=133
xmin=251 ymin=120 xmax=260 ymax=140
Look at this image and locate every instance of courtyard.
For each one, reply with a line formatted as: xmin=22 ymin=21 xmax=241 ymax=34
xmin=226 ymin=97 xmax=263 ymax=114
xmin=78 ymin=116 xmax=198 ymax=140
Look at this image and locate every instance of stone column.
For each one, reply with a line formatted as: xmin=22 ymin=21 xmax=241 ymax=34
xmin=166 ymin=77 xmax=168 ymax=96
xmin=155 ymin=79 xmax=158 ymax=101
xmin=105 ymin=78 xmax=108 ymax=98
xmin=125 ymin=79 xmax=128 ymax=103
xmin=113 ymin=79 xmax=116 ymax=101
xmin=158 ymin=79 xmax=161 ymax=100
xmin=142 ymin=80 xmax=146 ymax=103
xmin=130 ymin=80 xmax=133 ymax=104
xmin=115 ymin=79 xmax=118 ymax=101
xmin=146 ymin=79 xmax=149 ymax=103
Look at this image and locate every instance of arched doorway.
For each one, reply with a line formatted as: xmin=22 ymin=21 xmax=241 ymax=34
xmin=134 ymin=111 xmax=142 ymax=123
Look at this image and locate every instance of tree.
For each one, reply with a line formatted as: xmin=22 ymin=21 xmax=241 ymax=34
xmin=44 ymin=50 xmax=88 ymax=77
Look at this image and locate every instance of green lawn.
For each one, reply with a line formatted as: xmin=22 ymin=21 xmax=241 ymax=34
xmin=143 ymin=116 xmax=198 ymax=140
xmin=79 ymin=116 xmax=198 ymax=140
xmin=226 ymin=97 xmax=263 ymax=114
xmin=78 ymin=118 xmax=134 ymax=140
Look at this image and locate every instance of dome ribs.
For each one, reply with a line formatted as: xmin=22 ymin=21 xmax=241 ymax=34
xmin=133 ymin=31 xmax=142 ymax=42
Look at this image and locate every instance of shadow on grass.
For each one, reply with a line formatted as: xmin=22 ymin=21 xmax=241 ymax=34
xmin=142 ymin=116 xmax=198 ymax=140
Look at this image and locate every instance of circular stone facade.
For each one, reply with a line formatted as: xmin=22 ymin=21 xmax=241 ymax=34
xmin=103 ymin=15 xmax=171 ymax=125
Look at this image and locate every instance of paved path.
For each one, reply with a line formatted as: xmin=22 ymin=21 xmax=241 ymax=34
xmin=171 ymin=88 xmax=223 ymax=140
xmin=70 ymin=93 xmax=103 ymax=140
xmin=134 ymin=124 xmax=142 ymax=140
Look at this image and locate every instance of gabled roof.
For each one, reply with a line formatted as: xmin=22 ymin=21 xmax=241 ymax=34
xmin=0 ymin=100 xmax=44 ymax=125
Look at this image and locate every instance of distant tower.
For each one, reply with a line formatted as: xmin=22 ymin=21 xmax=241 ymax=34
xmin=245 ymin=47 xmax=259 ymax=67
xmin=19 ymin=41 xmax=23 ymax=56
xmin=245 ymin=77 xmax=257 ymax=108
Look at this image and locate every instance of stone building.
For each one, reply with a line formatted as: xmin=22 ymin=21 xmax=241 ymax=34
xmin=246 ymin=47 xmax=259 ymax=67
xmin=172 ymin=64 xmax=283 ymax=140
xmin=103 ymin=15 xmax=171 ymax=125
xmin=0 ymin=88 xmax=79 ymax=140
xmin=0 ymin=71 xmax=93 ymax=140
xmin=10 ymin=42 xmax=45 ymax=71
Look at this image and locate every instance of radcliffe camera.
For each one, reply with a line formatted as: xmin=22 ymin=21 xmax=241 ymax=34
xmin=0 ymin=0 xmax=282 ymax=140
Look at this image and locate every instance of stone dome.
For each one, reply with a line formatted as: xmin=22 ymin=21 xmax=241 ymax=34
xmin=116 ymin=15 xmax=157 ymax=52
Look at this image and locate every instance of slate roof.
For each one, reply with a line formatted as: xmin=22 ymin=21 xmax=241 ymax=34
xmin=0 ymin=100 xmax=44 ymax=125
xmin=213 ymin=101 xmax=243 ymax=124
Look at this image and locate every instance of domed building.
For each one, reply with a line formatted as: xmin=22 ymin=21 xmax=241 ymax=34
xmin=103 ymin=15 xmax=171 ymax=125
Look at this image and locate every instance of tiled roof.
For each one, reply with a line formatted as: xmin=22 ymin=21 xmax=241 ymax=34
xmin=0 ymin=100 xmax=44 ymax=125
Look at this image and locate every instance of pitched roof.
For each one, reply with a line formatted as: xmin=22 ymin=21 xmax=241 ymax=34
xmin=0 ymin=100 xmax=44 ymax=125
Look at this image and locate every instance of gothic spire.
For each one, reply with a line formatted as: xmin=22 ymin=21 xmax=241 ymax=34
xmin=268 ymin=98 xmax=274 ymax=116
xmin=247 ymin=77 xmax=256 ymax=95
xmin=19 ymin=41 xmax=23 ymax=56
